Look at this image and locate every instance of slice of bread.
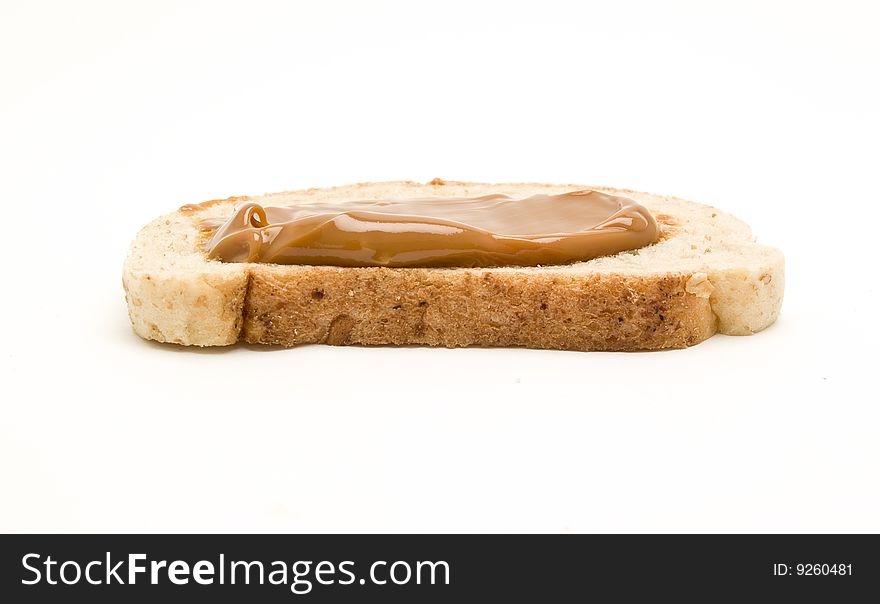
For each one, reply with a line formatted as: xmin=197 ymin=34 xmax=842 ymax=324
xmin=122 ymin=180 xmax=784 ymax=351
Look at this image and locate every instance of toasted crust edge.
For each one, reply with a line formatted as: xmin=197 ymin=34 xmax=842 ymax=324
xmin=243 ymin=267 xmax=717 ymax=350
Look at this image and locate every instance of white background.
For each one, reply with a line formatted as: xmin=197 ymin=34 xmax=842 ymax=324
xmin=1 ymin=0 xmax=878 ymax=532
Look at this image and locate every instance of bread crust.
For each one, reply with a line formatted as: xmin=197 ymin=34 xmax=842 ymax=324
xmin=243 ymin=267 xmax=715 ymax=350
xmin=123 ymin=180 xmax=784 ymax=350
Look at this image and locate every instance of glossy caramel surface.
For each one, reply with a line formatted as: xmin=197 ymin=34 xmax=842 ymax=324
xmin=196 ymin=190 xmax=658 ymax=268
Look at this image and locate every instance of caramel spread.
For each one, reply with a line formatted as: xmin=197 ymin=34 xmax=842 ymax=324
xmin=195 ymin=190 xmax=658 ymax=268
